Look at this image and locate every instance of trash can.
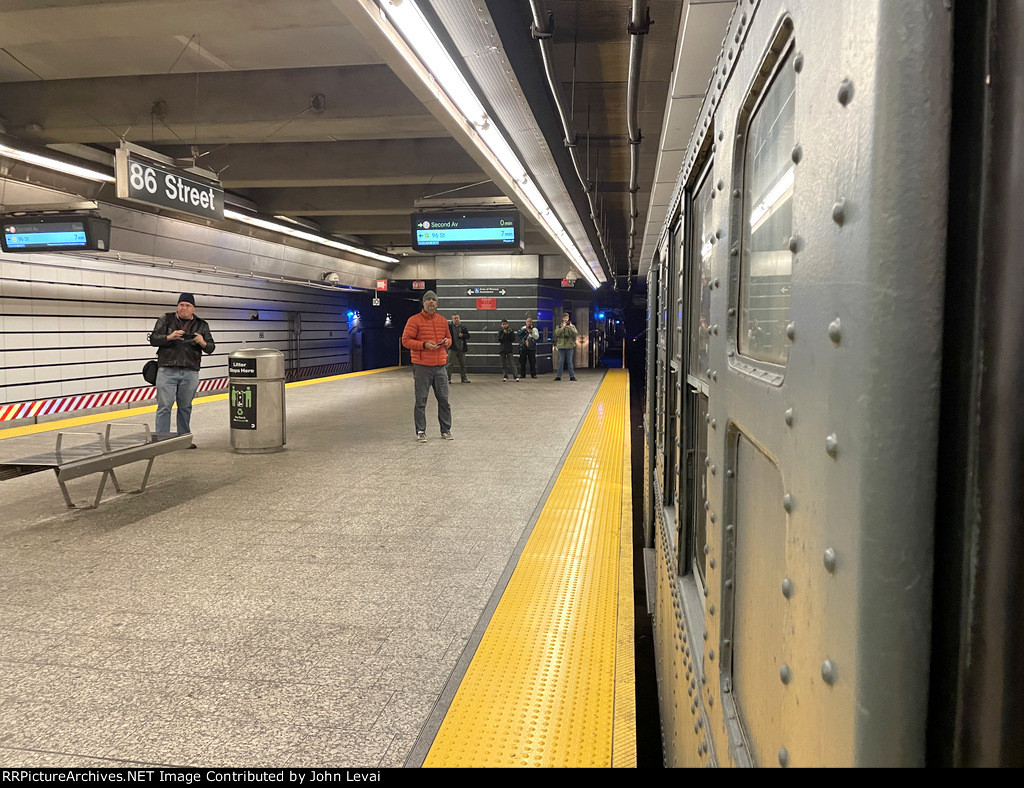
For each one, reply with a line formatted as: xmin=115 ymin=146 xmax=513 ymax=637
xmin=228 ymin=348 xmax=286 ymax=454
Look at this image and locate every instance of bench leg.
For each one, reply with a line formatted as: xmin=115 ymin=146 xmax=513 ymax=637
xmin=55 ymin=468 xmax=110 ymax=510
xmin=118 ymin=458 xmax=155 ymax=495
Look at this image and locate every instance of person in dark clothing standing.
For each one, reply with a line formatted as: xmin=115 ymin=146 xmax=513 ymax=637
xmin=517 ymin=316 xmax=539 ymax=379
xmin=446 ymin=313 xmax=471 ymax=383
xmin=497 ymin=318 xmax=520 ymax=381
xmin=149 ymin=293 xmax=216 ymax=445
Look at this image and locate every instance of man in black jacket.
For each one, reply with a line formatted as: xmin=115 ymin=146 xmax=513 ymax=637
xmin=149 ymin=293 xmax=216 ymax=444
xmin=446 ymin=313 xmax=471 ymax=383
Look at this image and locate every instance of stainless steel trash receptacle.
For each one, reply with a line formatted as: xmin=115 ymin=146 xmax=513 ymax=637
xmin=228 ymin=348 xmax=286 ymax=453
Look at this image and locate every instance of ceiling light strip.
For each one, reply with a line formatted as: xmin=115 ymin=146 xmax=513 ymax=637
xmin=0 ymin=144 xmax=115 ymax=183
xmin=364 ymin=0 xmax=601 ymax=289
xmin=225 ymin=209 xmax=399 ymax=265
xmin=0 ymin=144 xmax=395 ymax=266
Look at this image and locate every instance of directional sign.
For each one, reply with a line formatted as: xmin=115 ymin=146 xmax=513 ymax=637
xmin=466 ymin=287 xmax=506 ymax=296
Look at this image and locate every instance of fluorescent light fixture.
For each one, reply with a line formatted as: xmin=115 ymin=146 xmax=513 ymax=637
xmin=225 ymin=208 xmax=399 ymax=265
xmin=749 ymin=166 xmax=794 ymax=234
xmin=370 ymin=0 xmax=602 ymax=289
xmin=0 ymin=143 xmax=115 ymax=183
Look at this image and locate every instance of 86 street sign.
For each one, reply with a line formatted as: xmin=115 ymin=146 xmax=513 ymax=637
xmin=116 ymin=148 xmax=224 ymax=221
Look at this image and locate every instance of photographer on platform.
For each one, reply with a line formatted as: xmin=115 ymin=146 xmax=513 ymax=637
xmin=149 ymin=293 xmax=216 ymax=444
xmin=517 ymin=316 xmax=540 ymax=379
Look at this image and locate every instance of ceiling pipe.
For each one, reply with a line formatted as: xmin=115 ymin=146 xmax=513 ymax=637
xmin=627 ymin=0 xmax=652 ymax=283
xmin=527 ymin=0 xmax=614 ymax=281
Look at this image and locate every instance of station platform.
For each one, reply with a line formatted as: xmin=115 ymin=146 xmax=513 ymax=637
xmin=0 ymin=366 xmax=635 ymax=768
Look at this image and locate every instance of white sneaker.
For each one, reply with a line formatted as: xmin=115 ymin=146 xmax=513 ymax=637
xmin=416 ymin=432 xmax=427 ymax=443
xmin=441 ymin=432 xmax=454 ymax=441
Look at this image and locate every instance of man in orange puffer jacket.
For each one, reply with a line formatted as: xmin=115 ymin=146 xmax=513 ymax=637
xmin=401 ymin=291 xmax=454 ymax=443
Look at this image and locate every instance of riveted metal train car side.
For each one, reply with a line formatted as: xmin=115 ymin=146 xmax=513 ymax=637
xmin=643 ymin=0 xmax=1024 ymax=767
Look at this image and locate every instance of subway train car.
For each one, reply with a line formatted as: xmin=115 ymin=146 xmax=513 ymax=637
xmin=641 ymin=0 xmax=1022 ymax=768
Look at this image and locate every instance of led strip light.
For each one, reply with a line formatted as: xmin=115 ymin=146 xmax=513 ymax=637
xmin=362 ymin=0 xmax=603 ymax=289
xmin=0 ymin=144 xmax=396 ymax=266
xmin=224 ymin=208 xmax=399 ymax=264
xmin=0 ymin=144 xmax=115 ymax=183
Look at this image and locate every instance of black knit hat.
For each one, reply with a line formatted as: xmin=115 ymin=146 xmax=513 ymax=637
xmin=177 ymin=292 xmax=195 ymax=307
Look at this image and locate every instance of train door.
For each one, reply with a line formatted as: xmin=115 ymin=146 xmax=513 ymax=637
xmin=644 ymin=265 xmax=659 ymax=547
xmin=654 ymin=246 xmax=670 ymax=529
xmin=682 ymin=163 xmax=715 ymax=591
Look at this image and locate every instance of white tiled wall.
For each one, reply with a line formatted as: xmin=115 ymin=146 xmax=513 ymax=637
xmin=0 ymin=253 xmax=353 ymax=406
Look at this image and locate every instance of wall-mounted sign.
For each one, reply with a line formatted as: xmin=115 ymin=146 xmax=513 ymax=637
xmin=116 ymin=147 xmax=224 ymax=221
xmin=229 ymin=384 xmax=257 ymax=430
xmin=411 ymin=209 xmax=522 ymax=253
xmin=466 ymin=287 xmax=507 ymax=296
xmin=376 ymin=279 xmax=388 ymax=291
xmin=561 ymin=278 xmax=575 ymax=287
xmin=412 ymin=280 xmax=425 ymax=290
xmin=476 ymin=298 xmax=497 ymax=310
xmin=1 ymin=213 xmax=111 ymax=253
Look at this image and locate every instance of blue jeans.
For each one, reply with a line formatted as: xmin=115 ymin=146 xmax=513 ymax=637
xmin=155 ymin=367 xmax=200 ymax=435
xmin=412 ymin=364 xmax=452 ymax=434
xmin=556 ymin=347 xmax=576 ymax=379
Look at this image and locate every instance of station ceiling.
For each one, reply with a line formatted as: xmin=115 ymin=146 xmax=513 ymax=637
xmin=0 ymin=0 xmax=735 ymax=285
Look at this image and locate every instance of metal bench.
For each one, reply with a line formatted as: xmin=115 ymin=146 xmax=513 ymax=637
xmin=0 ymin=423 xmax=193 ymax=509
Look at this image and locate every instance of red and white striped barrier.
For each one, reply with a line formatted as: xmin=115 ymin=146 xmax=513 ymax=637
xmin=0 ymin=363 xmax=351 ymax=423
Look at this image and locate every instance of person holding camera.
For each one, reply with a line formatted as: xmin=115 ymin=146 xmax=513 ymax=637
xmin=149 ymin=293 xmax=216 ymax=445
xmin=497 ymin=318 xmax=520 ymax=381
xmin=446 ymin=313 xmax=471 ymax=384
xmin=553 ymin=312 xmax=579 ymax=381
xmin=517 ymin=316 xmax=540 ymax=379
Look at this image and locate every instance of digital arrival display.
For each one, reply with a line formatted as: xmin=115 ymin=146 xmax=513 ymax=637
xmin=411 ymin=210 xmax=523 ymax=253
xmin=1 ymin=214 xmax=111 ymax=253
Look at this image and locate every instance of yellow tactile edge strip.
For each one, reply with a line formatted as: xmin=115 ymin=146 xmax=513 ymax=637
xmin=0 ymin=367 xmax=402 ymax=442
xmin=424 ymin=369 xmax=635 ymax=768
xmin=613 ymin=374 xmax=637 ymax=768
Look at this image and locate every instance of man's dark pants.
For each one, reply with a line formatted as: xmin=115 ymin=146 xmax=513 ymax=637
xmin=519 ymin=347 xmax=537 ymax=378
xmin=447 ymin=349 xmax=468 ymax=382
xmin=413 ymin=364 xmax=452 ymax=434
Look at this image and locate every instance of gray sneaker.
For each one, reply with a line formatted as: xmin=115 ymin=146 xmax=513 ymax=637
xmin=441 ymin=432 xmax=454 ymax=441
xmin=416 ymin=432 xmax=427 ymax=443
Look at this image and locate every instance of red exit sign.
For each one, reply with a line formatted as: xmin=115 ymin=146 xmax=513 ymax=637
xmin=476 ymin=298 xmax=497 ymax=310
xmin=375 ymin=279 xmax=388 ymax=291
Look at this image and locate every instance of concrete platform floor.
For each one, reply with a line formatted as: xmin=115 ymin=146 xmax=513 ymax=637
xmin=0 ymin=368 xmax=605 ymax=767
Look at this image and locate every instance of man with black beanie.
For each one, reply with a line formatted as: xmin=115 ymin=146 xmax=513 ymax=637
xmin=149 ymin=292 xmax=216 ymax=445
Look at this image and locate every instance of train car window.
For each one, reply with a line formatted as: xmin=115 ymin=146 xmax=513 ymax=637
xmin=738 ymin=48 xmax=795 ymax=366
xmin=664 ymin=218 xmax=683 ymax=517
xmin=690 ymin=168 xmax=715 ymax=379
xmin=673 ymin=217 xmax=687 ymax=532
xmin=690 ymin=394 xmax=709 ymax=585
xmin=724 ymin=432 xmax=787 ymax=766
